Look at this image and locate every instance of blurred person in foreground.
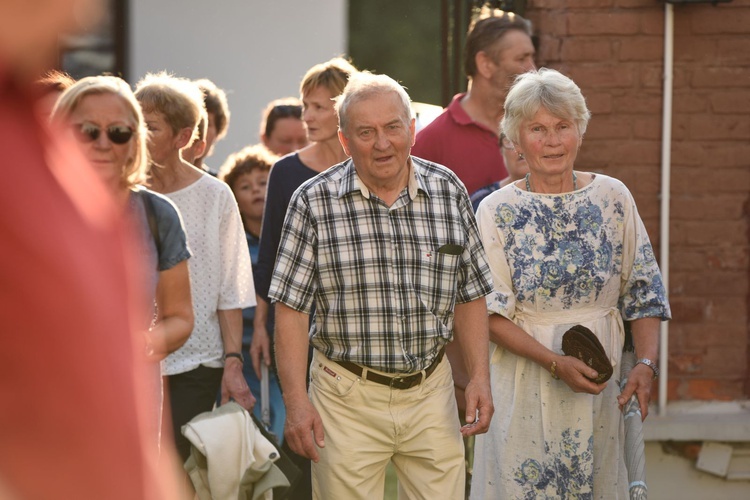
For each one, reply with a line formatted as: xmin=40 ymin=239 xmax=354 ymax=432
xmin=470 ymin=130 xmax=529 ymax=211
xmin=193 ymin=78 xmax=230 ymax=176
xmin=0 ymin=0 xmax=179 ymax=497
xmin=269 ymin=72 xmax=494 ymax=499
xmin=135 ymin=72 xmax=256 ymax=464
xmin=51 ymin=75 xmax=195 ymax=439
xmin=219 ymin=144 xmax=286 ymax=441
xmin=259 ymin=96 xmax=308 ymax=156
xmin=471 ymin=68 xmax=671 ymax=498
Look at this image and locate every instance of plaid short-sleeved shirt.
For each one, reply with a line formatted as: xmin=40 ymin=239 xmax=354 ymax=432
xmin=269 ymin=156 xmax=493 ymax=373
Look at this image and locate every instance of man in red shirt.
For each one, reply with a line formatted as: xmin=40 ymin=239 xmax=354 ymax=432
xmin=412 ymin=7 xmax=535 ymax=196
xmin=0 ymin=1 xmax=179 ymax=498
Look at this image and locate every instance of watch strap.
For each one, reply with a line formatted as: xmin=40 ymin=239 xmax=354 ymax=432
xmin=637 ymin=358 xmax=659 ymax=379
xmin=224 ymin=352 xmax=244 ymax=363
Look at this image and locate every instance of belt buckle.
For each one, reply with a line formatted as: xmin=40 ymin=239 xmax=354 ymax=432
xmin=389 ymin=376 xmax=409 ymax=390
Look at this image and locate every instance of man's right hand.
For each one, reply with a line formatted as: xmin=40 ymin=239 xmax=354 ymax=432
xmin=284 ymin=397 xmax=325 ymax=462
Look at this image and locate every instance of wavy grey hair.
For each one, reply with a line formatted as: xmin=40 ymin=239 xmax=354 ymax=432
xmin=335 ymin=71 xmax=413 ymax=135
xmin=501 ymin=68 xmax=591 ymax=144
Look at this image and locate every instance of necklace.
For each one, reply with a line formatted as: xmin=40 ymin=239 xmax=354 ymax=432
xmin=525 ymin=171 xmax=577 ymax=193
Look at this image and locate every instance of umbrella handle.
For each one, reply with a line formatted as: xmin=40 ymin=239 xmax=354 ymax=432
xmin=261 ymin=362 xmax=271 ymax=428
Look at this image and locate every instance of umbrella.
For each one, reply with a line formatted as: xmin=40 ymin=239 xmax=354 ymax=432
xmin=620 ymin=348 xmax=648 ymax=499
xmin=260 ymin=363 xmax=274 ymax=439
xmin=253 ymin=364 xmax=301 ymax=498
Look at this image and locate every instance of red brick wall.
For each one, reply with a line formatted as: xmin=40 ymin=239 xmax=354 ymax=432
xmin=525 ymin=0 xmax=750 ymax=400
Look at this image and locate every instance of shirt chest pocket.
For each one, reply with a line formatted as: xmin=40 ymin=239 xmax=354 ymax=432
xmin=412 ymin=249 xmax=462 ymax=314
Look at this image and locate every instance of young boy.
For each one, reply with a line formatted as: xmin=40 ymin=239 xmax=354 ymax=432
xmin=219 ymin=144 xmax=285 ymax=441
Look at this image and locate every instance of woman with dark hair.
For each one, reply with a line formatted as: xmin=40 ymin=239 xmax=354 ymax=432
xmin=260 ymin=96 xmax=308 ymax=156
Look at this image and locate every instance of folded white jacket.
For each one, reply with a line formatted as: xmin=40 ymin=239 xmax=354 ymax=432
xmin=182 ymin=402 xmax=289 ymax=500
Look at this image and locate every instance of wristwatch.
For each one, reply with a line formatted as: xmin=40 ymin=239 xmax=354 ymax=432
xmin=636 ymin=358 xmax=659 ymax=379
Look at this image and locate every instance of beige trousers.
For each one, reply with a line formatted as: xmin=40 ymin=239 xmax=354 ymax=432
xmin=309 ymin=350 xmax=465 ymax=500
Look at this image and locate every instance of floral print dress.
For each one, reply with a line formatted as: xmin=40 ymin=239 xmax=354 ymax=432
xmin=471 ymin=174 xmax=670 ymax=500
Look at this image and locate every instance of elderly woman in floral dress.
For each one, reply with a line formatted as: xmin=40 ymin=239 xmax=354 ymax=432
xmin=471 ymin=68 xmax=670 ymax=499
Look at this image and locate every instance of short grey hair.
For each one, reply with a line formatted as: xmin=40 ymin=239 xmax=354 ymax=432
xmin=335 ymin=72 xmax=413 ymax=135
xmin=501 ymin=68 xmax=591 ymax=144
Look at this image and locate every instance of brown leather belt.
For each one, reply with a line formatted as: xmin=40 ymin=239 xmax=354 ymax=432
xmin=336 ymin=348 xmax=445 ymax=390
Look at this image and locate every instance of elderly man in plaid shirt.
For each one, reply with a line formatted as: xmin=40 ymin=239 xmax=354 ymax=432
xmin=269 ymin=72 xmax=494 ymax=499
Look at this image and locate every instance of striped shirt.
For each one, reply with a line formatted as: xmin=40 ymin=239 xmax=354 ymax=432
xmin=269 ymin=156 xmax=493 ymax=373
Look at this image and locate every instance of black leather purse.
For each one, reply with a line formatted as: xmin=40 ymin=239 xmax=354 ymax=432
xmin=562 ymin=325 xmax=613 ymax=383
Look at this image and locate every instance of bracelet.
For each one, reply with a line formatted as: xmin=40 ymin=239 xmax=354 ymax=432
xmin=224 ymin=352 xmax=244 ymax=363
xmin=550 ymin=360 xmax=560 ymax=380
xmin=636 ymin=358 xmax=659 ymax=379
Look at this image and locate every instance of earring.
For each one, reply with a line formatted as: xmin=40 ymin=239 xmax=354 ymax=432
xmin=517 ymin=153 xmax=525 ymax=160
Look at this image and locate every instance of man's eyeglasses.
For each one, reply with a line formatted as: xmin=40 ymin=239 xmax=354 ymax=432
xmin=499 ymin=134 xmax=514 ymax=151
xmin=71 ymin=123 xmax=134 ymax=145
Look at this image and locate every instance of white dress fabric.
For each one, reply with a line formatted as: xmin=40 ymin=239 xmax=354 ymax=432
xmin=471 ymin=174 xmax=670 ymax=500
xmin=162 ymin=173 xmax=255 ymax=376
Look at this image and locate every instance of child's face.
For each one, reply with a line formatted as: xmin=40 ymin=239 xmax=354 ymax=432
xmin=233 ymin=169 xmax=268 ymax=224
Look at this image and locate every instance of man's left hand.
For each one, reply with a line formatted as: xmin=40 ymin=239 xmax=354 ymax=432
xmin=220 ymin=357 xmax=256 ymax=410
xmin=460 ymin=377 xmax=494 ymax=437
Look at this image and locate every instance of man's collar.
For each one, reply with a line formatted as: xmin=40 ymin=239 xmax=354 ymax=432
xmin=446 ymin=93 xmax=473 ymax=126
xmin=337 ymin=159 xmax=362 ymax=198
xmin=337 ymin=157 xmax=429 ymax=201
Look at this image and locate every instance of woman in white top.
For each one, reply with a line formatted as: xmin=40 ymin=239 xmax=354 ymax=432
xmin=135 ymin=72 xmax=256 ymax=463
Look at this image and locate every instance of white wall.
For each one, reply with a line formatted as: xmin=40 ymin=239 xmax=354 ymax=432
xmin=130 ymin=0 xmax=347 ymax=171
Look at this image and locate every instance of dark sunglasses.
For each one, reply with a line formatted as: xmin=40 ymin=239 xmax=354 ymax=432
xmin=72 ymin=123 xmax=134 ymax=145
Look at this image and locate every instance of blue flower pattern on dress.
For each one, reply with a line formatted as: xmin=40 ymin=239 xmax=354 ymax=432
xmin=514 ymin=430 xmax=595 ymax=499
xmin=471 ymin=177 xmax=671 ymax=499
xmin=492 ymin=192 xmax=667 ymax=317
xmin=497 ymin=195 xmax=616 ymax=310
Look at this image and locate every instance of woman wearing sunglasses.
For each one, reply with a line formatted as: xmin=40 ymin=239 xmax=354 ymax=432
xmin=50 ymin=76 xmax=194 ymax=438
